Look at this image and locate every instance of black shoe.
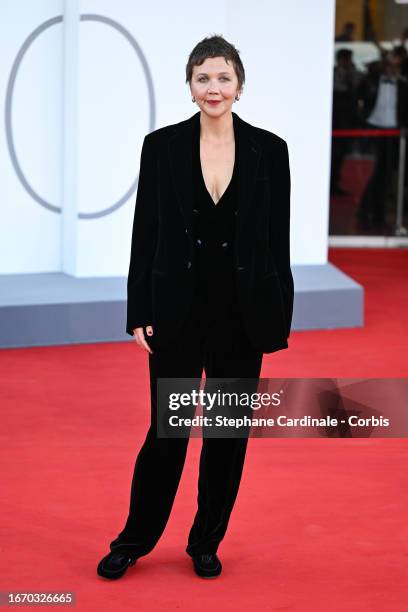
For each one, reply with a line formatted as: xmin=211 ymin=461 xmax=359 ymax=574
xmin=97 ymin=551 xmax=137 ymax=580
xmin=356 ymin=209 xmax=373 ymax=231
xmin=192 ymin=553 xmax=222 ymax=578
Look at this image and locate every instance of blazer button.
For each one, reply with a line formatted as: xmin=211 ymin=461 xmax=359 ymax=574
xmin=237 ymin=265 xmax=245 ymax=271
xmin=221 ymin=241 xmax=228 ymax=248
xmin=187 ymin=260 xmax=192 ymax=269
xmin=185 ymin=228 xmax=188 ymax=234
xmin=196 ymin=239 xmax=202 ymax=246
xmin=193 ymin=208 xmax=199 ymax=214
xmin=234 ymin=210 xmax=238 ymax=216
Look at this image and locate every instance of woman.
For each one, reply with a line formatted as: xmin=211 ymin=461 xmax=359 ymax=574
xmin=97 ymin=34 xmax=294 ymax=580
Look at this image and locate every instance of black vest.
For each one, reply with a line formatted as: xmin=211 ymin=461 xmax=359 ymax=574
xmin=191 ymin=121 xmax=240 ymax=323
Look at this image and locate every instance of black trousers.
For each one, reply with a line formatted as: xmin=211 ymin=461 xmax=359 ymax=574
xmin=109 ymin=288 xmax=263 ymax=559
xmin=357 ymin=122 xmax=400 ymax=225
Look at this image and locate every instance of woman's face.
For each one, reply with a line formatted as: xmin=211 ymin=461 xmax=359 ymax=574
xmin=190 ymin=56 xmax=241 ymax=117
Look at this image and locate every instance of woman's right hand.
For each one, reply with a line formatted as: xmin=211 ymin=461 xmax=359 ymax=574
xmin=132 ymin=325 xmax=154 ymax=354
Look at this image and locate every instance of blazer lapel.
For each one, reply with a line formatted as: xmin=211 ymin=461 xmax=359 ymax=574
xmin=167 ymin=110 xmax=262 ymax=249
xmin=232 ymin=112 xmax=262 ymax=246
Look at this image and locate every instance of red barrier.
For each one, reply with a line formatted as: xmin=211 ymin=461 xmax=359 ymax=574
xmin=332 ymin=129 xmax=401 ymax=137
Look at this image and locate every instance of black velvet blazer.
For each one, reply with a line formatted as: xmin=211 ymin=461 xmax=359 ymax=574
xmin=126 ymin=110 xmax=294 ymax=354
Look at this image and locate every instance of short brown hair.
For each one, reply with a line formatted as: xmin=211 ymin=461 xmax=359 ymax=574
xmin=185 ymin=34 xmax=245 ymax=92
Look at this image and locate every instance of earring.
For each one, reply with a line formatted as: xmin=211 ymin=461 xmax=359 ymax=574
xmin=192 ymin=96 xmax=196 ymax=103
xmin=235 ymin=94 xmax=240 ymax=101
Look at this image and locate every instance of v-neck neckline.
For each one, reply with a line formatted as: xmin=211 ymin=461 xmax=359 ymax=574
xmin=196 ymin=119 xmax=237 ymax=207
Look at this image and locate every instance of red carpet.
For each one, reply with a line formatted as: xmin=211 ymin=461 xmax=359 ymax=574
xmin=1 ymin=248 xmax=407 ymax=611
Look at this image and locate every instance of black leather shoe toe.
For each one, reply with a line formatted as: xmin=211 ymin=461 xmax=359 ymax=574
xmin=97 ymin=551 xmax=137 ymax=580
xmin=192 ymin=553 xmax=222 ymax=578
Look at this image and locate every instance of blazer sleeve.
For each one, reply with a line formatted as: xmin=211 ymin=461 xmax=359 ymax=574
xmin=126 ymin=133 xmax=158 ymax=336
xmin=271 ymin=138 xmax=294 ymax=339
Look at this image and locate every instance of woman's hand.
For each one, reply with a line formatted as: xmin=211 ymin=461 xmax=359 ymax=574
xmin=132 ymin=326 xmax=154 ymax=354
